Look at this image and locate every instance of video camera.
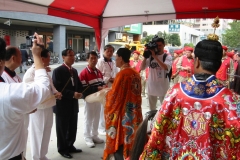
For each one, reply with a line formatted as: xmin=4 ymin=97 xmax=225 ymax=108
xmin=143 ymin=35 xmax=160 ymax=59
xmin=26 ymin=35 xmax=36 ymax=47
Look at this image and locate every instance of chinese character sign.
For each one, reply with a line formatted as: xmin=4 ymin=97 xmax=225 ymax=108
xmin=169 ymin=24 xmax=180 ymax=32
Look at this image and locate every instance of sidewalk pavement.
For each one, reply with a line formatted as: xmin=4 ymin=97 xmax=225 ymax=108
xmin=25 ymin=96 xmax=161 ymax=160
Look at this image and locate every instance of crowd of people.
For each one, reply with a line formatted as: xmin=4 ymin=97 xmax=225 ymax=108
xmin=1 ymin=27 xmax=240 ymax=160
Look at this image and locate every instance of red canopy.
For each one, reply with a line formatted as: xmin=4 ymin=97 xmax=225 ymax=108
xmin=1 ymin=0 xmax=240 ymax=49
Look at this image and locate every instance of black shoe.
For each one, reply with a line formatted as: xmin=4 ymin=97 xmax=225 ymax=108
xmin=20 ymin=71 xmax=23 ymax=73
xmin=69 ymin=148 xmax=82 ymax=153
xmin=60 ymin=153 xmax=72 ymax=159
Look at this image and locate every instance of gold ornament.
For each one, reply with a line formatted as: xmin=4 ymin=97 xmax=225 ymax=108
xmin=124 ymin=44 xmax=131 ymax=50
xmin=207 ymin=16 xmax=220 ymax=41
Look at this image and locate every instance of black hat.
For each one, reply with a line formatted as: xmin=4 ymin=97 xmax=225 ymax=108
xmin=194 ymin=40 xmax=223 ymax=63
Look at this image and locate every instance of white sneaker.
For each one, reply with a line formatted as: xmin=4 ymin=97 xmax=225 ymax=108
xmin=92 ymin=136 xmax=104 ymax=144
xmin=98 ymin=130 xmax=106 ymax=136
xmin=85 ymin=138 xmax=95 ymax=148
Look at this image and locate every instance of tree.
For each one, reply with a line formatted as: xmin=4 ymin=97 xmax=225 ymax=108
xmin=162 ymin=31 xmax=170 ymax=44
xmin=141 ymin=35 xmax=154 ymax=44
xmin=222 ymin=21 xmax=240 ymax=48
xmin=169 ymin=34 xmax=181 ymax=46
xmin=184 ymin=43 xmax=195 ymax=48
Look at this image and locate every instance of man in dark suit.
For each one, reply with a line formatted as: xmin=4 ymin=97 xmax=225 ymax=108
xmin=52 ymin=49 xmax=83 ymax=159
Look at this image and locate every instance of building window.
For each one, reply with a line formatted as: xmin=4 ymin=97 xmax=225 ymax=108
xmin=202 ymin=24 xmax=207 ymax=26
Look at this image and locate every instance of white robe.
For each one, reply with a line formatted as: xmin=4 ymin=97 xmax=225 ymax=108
xmin=23 ymin=66 xmax=57 ymax=160
xmin=1 ymin=70 xmax=29 ymax=158
xmin=96 ymin=58 xmax=119 ymax=132
xmin=0 ymin=69 xmax=50 ymax=160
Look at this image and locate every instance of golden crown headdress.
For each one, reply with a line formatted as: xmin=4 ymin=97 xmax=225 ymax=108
xmin=125 ymin=44 xmax=131 ymax=50
xmin=207 ymin=16 xmax=220 ymax=41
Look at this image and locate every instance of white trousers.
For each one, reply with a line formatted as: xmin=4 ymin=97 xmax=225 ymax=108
xmin=148 ymin=95 xmax=164 ymax=111
xmin=29 ymin=108 xmax=53 ymax=160
xmin=84 ymin=101 xmax=101 ymax=138
xmin=23 ymin=115 xmax=29 ymax=157
xmin=98 ymin=104 xmax=105 ymax=132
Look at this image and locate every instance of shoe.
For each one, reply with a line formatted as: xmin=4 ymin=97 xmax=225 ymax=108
xmin=69 ymin=148 xmax=82 ymax=153
xmin=85 ymin=138 xmax=95 ymax=148
xmin=20 ymin=71 xmax=23 ymax=73
xmin=92 ymin=136 xmax=104 ymax=144
xmin=60 ymin=152 xmax=72 ymax=159
xmin=99 ymin=130 xmax=106 ymax=136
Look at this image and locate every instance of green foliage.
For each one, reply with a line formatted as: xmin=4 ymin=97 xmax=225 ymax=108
xmin=141 ymin=31 xmax=181 ymax=47
xmin=162 ymin=31 xmax=170 ymax=44
xmin=184 ymin=43 xmax=194 ymax=48
xmin=141 ymin=35 xmax=154 ymax=44
xmin=222 ymin=21 xmax=240 ymax=48
xmin=169 ymin=34 xmax=181 ymax=46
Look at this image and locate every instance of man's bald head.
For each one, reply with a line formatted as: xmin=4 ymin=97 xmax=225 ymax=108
xmin=5 ymin=46 xmax=22 ymax=70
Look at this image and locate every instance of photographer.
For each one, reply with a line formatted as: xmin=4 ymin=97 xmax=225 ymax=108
xmin=140 ymin=36 xmax=172 ymax=111
xmin=0 ymin=33 xmax=51 ymax=160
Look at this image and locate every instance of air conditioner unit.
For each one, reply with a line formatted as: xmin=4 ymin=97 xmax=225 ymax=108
xmin=115 ymin=33 xmax=123 ymax=39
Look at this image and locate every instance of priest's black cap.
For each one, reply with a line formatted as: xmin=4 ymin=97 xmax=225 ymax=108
xmin=194 ymin=39 xmax=223 ymax=63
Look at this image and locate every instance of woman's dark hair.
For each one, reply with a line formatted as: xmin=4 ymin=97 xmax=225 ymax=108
xmin=5 ymin=47 xmax=18 ymax=61
xmin=86 ymin=51 xmax=98 ymax=59
xmin=116 ymin=48 xmax=131 ymax=63
xmin=41 ymin=49 xmax=49 ymax=58
xmin=62 ymin=48 xmax=74 ymax=56
xmin=104 ymin=44 xmax=115 ymax=52
xmin=0 ymin=38 xmax=6 ymax=60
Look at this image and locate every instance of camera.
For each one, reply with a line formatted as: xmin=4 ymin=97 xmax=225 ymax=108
xmin=26 ymin=35 xmax=36 ymax=47
xmin=143 ymin=35 xmax=160 ymax=59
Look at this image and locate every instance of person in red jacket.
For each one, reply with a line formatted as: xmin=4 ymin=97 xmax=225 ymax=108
xmin=216 ymin=45 xmax=234 ymax=87
xmin=130 ymin=50 xmax=142 ymax=73
xmin=171 ymin=49 xmax=183 ymax=84
xmin=176 ymin=47 xmax=194 ymax=83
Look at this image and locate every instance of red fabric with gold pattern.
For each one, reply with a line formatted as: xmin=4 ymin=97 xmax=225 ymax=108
xmin=140 ymin=76 xmax=240 ymax=159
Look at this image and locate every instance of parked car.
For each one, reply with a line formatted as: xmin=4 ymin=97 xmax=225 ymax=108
xmin=164 ymin=46 xmax=182 ymax=56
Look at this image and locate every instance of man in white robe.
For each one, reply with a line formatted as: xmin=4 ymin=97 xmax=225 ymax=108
xmin=1 ymin=46 xmax=30 ymax=158
xmin=96 ymin=45 xmax=119 ymax=135
xmin=0 ymin=34 xmax=51 ymax=160
xmin=23 ymin=49 xmax=62 ymax=160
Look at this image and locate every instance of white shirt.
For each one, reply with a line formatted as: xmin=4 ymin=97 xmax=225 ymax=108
xmin=23 ymin=66 xmax=57 ymax=109
xmin=96 ymin=57 xmax=119 ymax=87
xmin=1 ymin=71 xmax=22 ymax=83
xmin=0 ymin=69 xmax=50 ymax=159
xmin=143 ymin=54 xmax=172 ymax=96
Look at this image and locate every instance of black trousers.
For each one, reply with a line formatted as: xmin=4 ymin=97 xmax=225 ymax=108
xmin=55 ymin=114 xmax=78 ymax=154
xmin=9 ymin=153 xmax=22 ymax=160
xmin=114 ymin=145 xmax=124 ymax=160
